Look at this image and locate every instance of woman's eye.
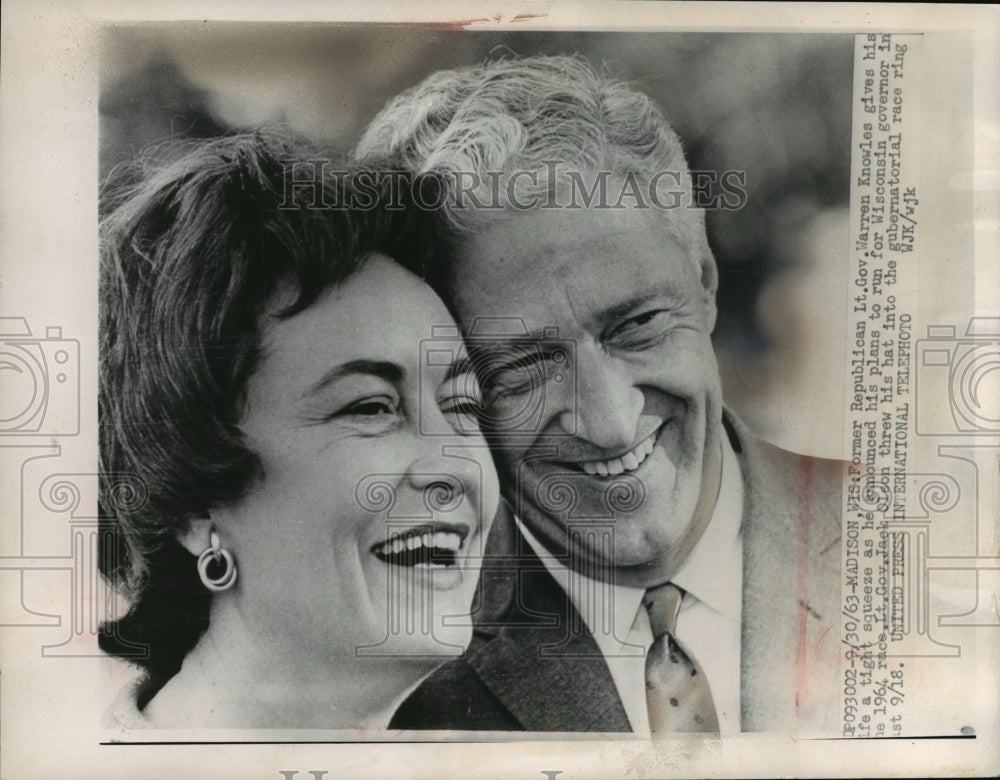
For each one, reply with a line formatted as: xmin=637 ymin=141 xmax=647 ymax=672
xmin=442 ymin=398 xmax=481 ymax=415
xmin=485 ymin=369 xmax=536 ymax=399
xmin=440 ymin=397 xmax=482 ymax=434
xmin=340 ymin=396 xmax=400 ymax=418
xmin=482 ymin=355 xmax=554 ymax=399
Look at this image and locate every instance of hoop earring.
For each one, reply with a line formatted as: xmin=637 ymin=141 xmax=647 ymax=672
xmin=197 ymin=530 xmax=238 ymax=592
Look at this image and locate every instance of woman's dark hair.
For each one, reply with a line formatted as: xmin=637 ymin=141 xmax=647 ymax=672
xmin=98 ymin=131 xmax=434 ymax=682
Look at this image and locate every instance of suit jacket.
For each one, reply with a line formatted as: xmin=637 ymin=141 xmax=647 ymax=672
xmin=391 ymin=414 xmax=845 ymax=733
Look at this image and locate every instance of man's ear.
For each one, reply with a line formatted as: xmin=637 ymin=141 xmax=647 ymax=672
xmin=176 ymin=517 xmax=213 ymax=557
xmin=698 ymin=240 xmax=719 ymax=333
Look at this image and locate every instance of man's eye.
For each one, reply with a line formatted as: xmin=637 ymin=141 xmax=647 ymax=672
xmin=628 ymin=310 xmax=663 ymax=327
xmin=609 ymin=310 xmax=671 ymax=348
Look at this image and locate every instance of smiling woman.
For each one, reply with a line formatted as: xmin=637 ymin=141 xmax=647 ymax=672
xmin=98 ymin=132 xmax=499 ymax=730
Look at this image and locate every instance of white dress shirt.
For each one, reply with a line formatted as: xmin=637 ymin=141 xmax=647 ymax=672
xmin=516 ymin=432 xmax=744 ymax=736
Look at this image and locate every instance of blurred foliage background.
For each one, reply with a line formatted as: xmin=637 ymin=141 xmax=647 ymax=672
xmin=100 ymin=25 xmax=854 ymax=457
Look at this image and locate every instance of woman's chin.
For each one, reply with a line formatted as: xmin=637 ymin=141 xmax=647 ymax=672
xmin=353 ymin=562 xmax=480 ymax=659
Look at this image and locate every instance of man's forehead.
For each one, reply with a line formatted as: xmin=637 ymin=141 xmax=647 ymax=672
xmin=447 ymin=205 xmax=696 ymax=331
xmin=458 ymin=317 xmax=563 ymax=338
xmin=453 ymin=199 xmax=690 ymax=263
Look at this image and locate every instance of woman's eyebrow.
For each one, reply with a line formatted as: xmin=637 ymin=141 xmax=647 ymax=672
xmin=302 ymin=360 xmax=404 ymax=399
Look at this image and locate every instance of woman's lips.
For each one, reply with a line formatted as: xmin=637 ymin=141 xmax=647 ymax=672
xmin=370 ymin=522 xmax=469 ymax=569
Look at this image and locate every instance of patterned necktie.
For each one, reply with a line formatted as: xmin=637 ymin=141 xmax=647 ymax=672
xmin=643 ymin=582 xmax=720 ymax=735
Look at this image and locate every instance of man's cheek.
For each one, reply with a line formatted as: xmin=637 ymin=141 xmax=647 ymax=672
xmin=489 ymin=446 xmax=525 ymax=482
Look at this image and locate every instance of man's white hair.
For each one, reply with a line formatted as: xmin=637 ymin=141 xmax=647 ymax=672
xmin=356 ymin=54 xmax=711 ymax=272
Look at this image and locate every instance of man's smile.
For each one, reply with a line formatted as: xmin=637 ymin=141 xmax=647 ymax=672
xmin=576 ymin=425 xmax=661 ymax=477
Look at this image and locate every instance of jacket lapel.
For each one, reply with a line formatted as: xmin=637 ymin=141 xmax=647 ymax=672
xmin=465 ymin=503 xmax=632 ymax=732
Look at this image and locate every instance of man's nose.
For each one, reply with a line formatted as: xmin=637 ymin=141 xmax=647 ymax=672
xmin=557 ymin=345 xmax=643 ymax=451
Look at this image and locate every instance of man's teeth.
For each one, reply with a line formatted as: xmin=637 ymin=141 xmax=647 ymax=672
xmin=580 ymin=430 xmax=657 ymax=477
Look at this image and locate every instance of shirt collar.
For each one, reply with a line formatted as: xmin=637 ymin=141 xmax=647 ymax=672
xmin=670 ymin=431 xmax=743 ymax=619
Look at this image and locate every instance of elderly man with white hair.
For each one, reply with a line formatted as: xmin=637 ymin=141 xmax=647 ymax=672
xmin=357 ymin=55 xmax=845 ymax=736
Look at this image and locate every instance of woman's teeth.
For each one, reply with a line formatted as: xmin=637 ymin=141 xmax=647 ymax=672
xmin=580 ymin=429 xmax=657 ymax=477
xmin=371 ymin=529 xmax=464 ymax=567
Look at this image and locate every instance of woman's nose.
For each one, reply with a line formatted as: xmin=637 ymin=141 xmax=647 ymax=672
xmin=405 ymin=454 xmax=482 ymax=508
